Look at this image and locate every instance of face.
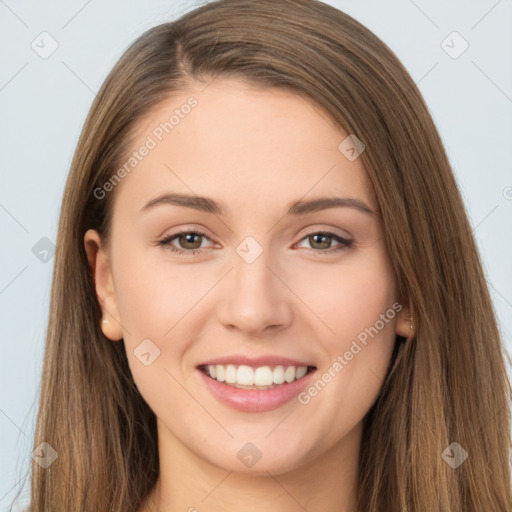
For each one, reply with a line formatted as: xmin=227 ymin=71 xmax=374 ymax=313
xmin=85 ymin=77 xmax=411 ymax=475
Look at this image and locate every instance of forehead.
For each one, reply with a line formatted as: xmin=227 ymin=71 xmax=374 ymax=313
xmin=111 ymin=77 xmax=376 ymax=217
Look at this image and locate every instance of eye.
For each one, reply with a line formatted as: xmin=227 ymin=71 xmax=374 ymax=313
xmin=295 ymin=231 xmax=353 ymax=254
xmin=157 ymin=229 xmax=353 ymax=257
xmin=157 ymin=231 xmax=213 ymax=256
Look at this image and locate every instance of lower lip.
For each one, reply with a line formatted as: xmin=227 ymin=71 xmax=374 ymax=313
xmin=197 ymin=367 xmax=317 ymax=412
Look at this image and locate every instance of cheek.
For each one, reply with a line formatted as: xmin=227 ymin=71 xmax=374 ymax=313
xmin=292 ymin=250 xmax=398 ymax=417
xmin=111 ymin=246 xmax=219 ymax=391
xmin=293 ymin=250 xmax=397 ymax=347
xmin=111 ymin=250 xmax=194 ymax=414
xmin=112 ymin=247 xmax=200 ymax=338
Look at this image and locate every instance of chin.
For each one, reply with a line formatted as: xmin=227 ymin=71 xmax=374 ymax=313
xmin=203 ymin=442 xmax=312 ymax=476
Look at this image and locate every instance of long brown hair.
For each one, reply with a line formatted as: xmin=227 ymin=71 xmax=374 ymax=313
xmin=24 ymin=0 xmax=511 ymax=510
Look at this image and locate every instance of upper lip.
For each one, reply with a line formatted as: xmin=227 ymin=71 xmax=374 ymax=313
xmin=197 ymin=355 xmax=316 ymax=368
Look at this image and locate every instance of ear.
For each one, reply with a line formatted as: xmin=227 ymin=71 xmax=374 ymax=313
xmin=395 ymin=301 xmax=414 ymax=339
xmin=84 ymin=229 xmax=123 ymax=341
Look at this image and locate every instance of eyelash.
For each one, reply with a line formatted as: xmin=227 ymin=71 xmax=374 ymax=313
xmin=156 ymin=230 xmax=353 ymax=256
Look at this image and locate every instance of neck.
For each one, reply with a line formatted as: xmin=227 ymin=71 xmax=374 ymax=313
xmin=140 ymin=419 xmax=362 ymax=512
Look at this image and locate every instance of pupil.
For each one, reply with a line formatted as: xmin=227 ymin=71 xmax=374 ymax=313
xmin=312 ymin=234 xmax=329 ymax=249
xmin=183 ymin=233 xmax=200 ymax=248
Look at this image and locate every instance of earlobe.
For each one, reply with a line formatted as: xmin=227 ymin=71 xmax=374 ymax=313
xmin=395 ymin=303 xmax=415 ymax=339
xmin=83 ymin=229 xmax=124 ymax=341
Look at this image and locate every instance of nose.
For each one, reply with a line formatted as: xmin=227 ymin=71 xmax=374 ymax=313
xmin=217 ymin=243 xmax=294 ymax=337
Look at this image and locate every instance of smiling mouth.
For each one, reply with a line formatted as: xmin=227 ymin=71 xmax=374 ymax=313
xmin=198 ymin=363 xmax=317 ymax=390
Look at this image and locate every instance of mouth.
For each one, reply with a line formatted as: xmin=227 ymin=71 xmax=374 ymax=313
xmin=197 ymin=363 xmax=317 ymax=390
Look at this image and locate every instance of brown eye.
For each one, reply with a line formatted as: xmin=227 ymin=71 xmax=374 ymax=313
xmin=157 ymin=231 xmax=213 ymax=255
xmin=296 ymin=231 xmax=353 ymax=254
xmin=176 ymin=232 xmax=203 ymax=250
xmin=308 ymin=233 xmax=332 ymax=250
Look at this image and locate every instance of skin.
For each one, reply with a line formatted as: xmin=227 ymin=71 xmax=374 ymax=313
xmin=84 ymin=77 xmax=412 ymax=512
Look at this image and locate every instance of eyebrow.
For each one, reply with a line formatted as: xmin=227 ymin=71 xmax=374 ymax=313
xmin=140 ymin=193 xmax=376 ymax=216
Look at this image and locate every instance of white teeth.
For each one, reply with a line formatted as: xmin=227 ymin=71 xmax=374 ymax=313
xmin=295 ymin=366 xmax=307 ymax=379
xmin=254 ymin=366 xmax=273 ymax=386
xmin=237 ymin=365 xmax=255 ymax=385
xmin=215 ymin=365 xmax=225 ymax=382
xmin=203 ymin=364 xmax=310 ymax=387
xmin=225 ymin=364 xmax=237 ymax=383
xmin=272 ymin=365 xmax=285 ymax=384
xmin=284 ymin=366 xmax=296 ymax=383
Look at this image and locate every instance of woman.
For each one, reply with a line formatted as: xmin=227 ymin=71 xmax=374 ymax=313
xmin=27 ymin=0 xmax=511 ymax=510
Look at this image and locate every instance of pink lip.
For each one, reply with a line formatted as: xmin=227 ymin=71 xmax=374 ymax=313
xmin=197 ymin=367 xmax=317 ymax=413
xmin=197 ymin=355 xmax=314 ymax=368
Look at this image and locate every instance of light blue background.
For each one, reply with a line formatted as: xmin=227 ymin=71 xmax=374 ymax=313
xmin=1 ymin=0 xmax=511 ymax=508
